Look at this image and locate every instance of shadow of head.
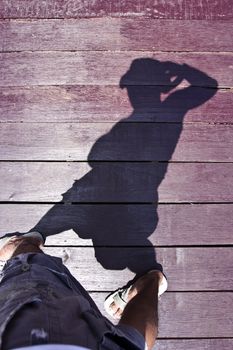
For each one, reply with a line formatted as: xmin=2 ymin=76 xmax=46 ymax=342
xmin=119 ymin=58 xmax=184 ymax=109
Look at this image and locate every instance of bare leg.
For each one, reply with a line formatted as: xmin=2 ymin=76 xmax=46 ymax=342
xmin=118 ymin=272 xmax=160 ymax=350
xmin=0 ymin=236 xmax=44 ymax=261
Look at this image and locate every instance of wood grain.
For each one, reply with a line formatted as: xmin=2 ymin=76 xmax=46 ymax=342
xmin=0 ymin=1 xmax=232 ymax=20
xmin=1 ymin=19 xmax=232 ymax=52
xmin=0 ymin=0 xmax=231 ymax=344
xmin=0 ymin=87 xmax=232 ymax=123
xmin=0 ymin=162 xmax=232 ymax=203
xmin=1 ymin=204 xmax=232 ymax=246
xmin=0 ymin=52 xmax=229 ymax=87
xmin=41 ymin=247 xmax=233 ymax=291
xmin=1 ymin=122 xmax=232 ymax=161
xmin=92 ymin=292 xmax=233 ymax=337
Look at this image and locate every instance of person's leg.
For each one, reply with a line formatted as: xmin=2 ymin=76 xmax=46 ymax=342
xmin=115 ymin=271 xmax=161 ymax=350
xmin=0 ymin=235 xmax=43 ymax=261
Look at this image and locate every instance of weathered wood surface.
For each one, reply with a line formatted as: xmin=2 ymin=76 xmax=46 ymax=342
xmin=0 ymin=87 xmax=232 ymax=123
xmin=40 ymin=247 xmax=233 ymax=291
xmin=92 ymin=292 xmax=233 ymax=337
xmin=0 ymin=162 xmax=232 ymax=203
xmin=153 ymin=339 xmax=233 ymax=350
xmin=1 ymin=123 xmax=232 ymax=161
xmin=0 ymin=52 xmax=231 ymax=87
xmin=0 ymin=0 xmax=232 ymax=345
xmin=1 ymin=19 xmax=233 ymax=52
xmin=1 ymin=204 xmax=232 ymax=246
xmin=0 ymin=0 xmax=232 ymax=20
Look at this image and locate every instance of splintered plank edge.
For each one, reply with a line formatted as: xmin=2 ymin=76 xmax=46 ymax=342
xmin=0 ymin=0 xmax=232 ymax=20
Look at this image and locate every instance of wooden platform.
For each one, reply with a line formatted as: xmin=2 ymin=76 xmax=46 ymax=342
xmin=0 ymin=1 xmax=233 ymax=349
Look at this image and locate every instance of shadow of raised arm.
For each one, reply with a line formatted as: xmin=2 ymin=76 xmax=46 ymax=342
xmin=162 ymin=62 xmax=218 ymax=113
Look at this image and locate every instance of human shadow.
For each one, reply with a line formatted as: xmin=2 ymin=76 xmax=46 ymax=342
xmin=30 ymin=58 xmax=218 ymax=275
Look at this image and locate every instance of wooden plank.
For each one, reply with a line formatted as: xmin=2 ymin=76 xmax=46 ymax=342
xmin=0 ymin=1 xmax=232 ymax=20
xmin=1 ymin=204 xmax=233 ymax=246
xmin=92 ymin=292 xmax=233 ymax=338
xmin=1 ymin=19 xmax=233 ymax=52
xmin=0 ymin=87 xmax=232 ymax=123
xmin=0 ymin=52 xmax=229 ymax=87
xmin=0 ymin=162 xmax=232 ymax=203
xmin=1 ymin=123 xmax=233 ymax=162
xmin=153 ymin=339 xmax=233 ymax=350
xmin=39 ymin=247 xmax=233 ymax=291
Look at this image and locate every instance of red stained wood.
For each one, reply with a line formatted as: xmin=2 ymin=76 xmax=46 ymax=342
xmin=1 ymin=19 xmax=232 ymax=52
xmin=0 ymin=1 xmax=232 ymax=20
xmin=0 ymin=0 xmax=231 ymax=343
xmin=0 ymin=122 xmax=233 ymax=161
xmin=0 ymin=51 xmax=230 ymax=87
xmin=1 ymin=204 xmax=232 ymax=246
xmin=0 ymin=162 xmax=232 ymax=202
xmin=0 ymin=87 xmax=232 ymax=123
xmin=91 ymin=292 xmax=233 ymax=337
xmin=42 ymin=247 xmax=233 ymax=291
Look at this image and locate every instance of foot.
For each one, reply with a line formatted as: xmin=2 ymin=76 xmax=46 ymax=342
xmin=105 ymin=270 xmax=167 ymax=319
xmin=0 ymin=232 xmax=44 ymax=261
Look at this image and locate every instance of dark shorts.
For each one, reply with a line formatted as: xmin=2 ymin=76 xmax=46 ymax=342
xmin=0 ymin=253 xmax=146 ymax=350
